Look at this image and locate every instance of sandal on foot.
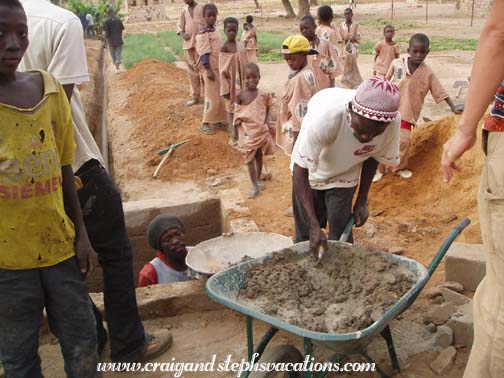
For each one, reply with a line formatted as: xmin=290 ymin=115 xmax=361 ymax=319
xmin=200 ymin=123 xmax=215 ymax=135
xmin=248 ymin=188 xmax=261 ymax=199
xmin=372 ymin=171 xmax=384 ymax=183
xmin=394 ymin=169 xmax=413 ymax=179
xmin=284 ymin=207 xmax=294 ymax=217
xmin=257 ymin=181 xmax=266 ymax=191
xmin=214 ymin=122 xmax=228 ymax=130
xmin=186 ymin=98 xmax=201 ymax=106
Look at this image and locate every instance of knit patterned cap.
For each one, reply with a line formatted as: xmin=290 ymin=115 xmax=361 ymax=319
xmin=147 ymin=215 xmax=186 ymax=251
xmin=352 ymin=76 xmax=400 ymax=122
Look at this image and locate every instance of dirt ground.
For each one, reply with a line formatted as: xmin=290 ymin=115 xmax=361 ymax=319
xmin=33 ymin=2 xmax=487 ymax=377
xmin=124 ymin=1 xmax=486 ymax=42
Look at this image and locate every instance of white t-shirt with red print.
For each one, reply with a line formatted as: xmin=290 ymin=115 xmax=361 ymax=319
xmin=291 ymin=87 xmax=400 ymax=190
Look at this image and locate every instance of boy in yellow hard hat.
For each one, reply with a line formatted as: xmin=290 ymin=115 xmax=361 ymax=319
xmin=275 ymin=35 xmax=319 ymax=217
xmin=276 ymin=35 xmax=318 ymax=156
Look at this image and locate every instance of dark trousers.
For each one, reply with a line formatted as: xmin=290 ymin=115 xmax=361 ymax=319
xmin=77 ymin=160 xmax=147 ymax=362
xmin=0 ymin=257 xmax=99 ymax=378
xmin=293 ymin=186 xmax=356 ymax=243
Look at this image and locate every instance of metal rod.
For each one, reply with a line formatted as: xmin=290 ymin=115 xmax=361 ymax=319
xmin=246 ymin=316 xmax=254 ymax=362
xmin=426 ymin=0 xmax=428 ymax=24
xmin=304 ymin=338 xmax=313 ymax=378
xmin=381 ymin=325 xmax=400 ymax=372
xmin=470 ymin=0 xmax=475 ymax=26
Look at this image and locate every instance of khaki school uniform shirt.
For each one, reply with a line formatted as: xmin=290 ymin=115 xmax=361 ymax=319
xmin=373 ymin=40 xmax=400 ymax=75
xmin=387 ymin=57 xmax=448 ymax=125
xmin=177 ymin=3 xmax=205 ymax=50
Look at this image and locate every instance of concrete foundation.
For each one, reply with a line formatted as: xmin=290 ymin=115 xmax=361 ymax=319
xmin=445 ymin=242 xmax=486 ymax=292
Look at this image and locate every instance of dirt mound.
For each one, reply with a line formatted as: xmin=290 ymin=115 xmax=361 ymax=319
xmin=119 ymin=59 xmax=242 ymax=181
xmin=239 ymin=246 xmax=416 ymax=333
xmin=369 ymin=115 xmax=482 ymax=245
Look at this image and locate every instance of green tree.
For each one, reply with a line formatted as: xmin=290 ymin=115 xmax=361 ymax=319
xmin=67 ymin=0 xmax=123 ymax=34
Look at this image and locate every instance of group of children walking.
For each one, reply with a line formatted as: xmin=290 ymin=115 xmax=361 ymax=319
xmin=178 ymin=2 xmax=463 ymax=195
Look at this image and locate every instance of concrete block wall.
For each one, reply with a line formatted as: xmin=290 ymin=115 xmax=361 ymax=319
xmin=126 ymin=4 xmax=168 ymax=23
xmin=459 ymin=0 xmax=492 ymax=17
xmin=86 ymin=197 xmax=223 ymax=292
xmin=445 ymin=242 xmax=486 ymax=292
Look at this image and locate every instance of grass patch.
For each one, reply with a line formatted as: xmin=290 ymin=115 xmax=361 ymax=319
xmin=122 ymin=33 xmax=175 ymax=68
xmin=157 ymin=30 xmax=184 ymax=58
xmin=359 ymin=18 xmax=418 ymax=30
xmin=123 ymin=29 xmax=476 ymax=67
xmin=257 ymin=31 xmax=286 ymax=62
xmin=359 ymin=37 xmax=477 ymax=55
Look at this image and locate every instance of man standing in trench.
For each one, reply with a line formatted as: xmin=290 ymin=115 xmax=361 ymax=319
xmin=291 ymin=76 xmax=401 ymax=250
xmin=177 ymin=0 xmax=205 ymax=106
xmin=19 ymin=0 xmax=172 ymax=363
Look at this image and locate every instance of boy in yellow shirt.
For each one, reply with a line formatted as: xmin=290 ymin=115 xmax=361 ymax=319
xmin=0 ymin=1 xmax=99 ymax=376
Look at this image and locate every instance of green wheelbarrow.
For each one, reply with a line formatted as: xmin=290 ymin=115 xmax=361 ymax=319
xmin=205 ymin=218 xmax=471 ymax=378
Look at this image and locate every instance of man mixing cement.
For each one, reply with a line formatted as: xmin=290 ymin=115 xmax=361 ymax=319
xmin=292 ymin=76 xmax=401 ymax=250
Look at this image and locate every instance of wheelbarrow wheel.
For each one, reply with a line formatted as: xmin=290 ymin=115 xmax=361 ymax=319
xmin=249 ymin=345 xmax=304 ymax=378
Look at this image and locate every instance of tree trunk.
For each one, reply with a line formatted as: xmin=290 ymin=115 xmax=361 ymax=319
xmin=297 ymin=0 xmax=311 ymax=18
xmin=254 ymin=0 xmax=260 ymax=9
xmin=281 ymin=0 xmax=296 ymax=18
xmin=310 ymin=0 xmax=318 ymax=5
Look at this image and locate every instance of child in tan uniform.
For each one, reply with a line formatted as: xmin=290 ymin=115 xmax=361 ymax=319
xmin=195 ymin=3 xmax=227 ymax=135
xmin=300 ymin=15 xmax=339 ymax=90
xmin=339 ymin=7 xmax=362 ymax=88
xmin=234 ymin=64 xmax=276 ymax=199
xmin=276 ymin=35 xmax=318 ymax=156
xmin=241 ymin=15 xmax=258 ymax=63
xmin=220 ymin=17 xmax=248 ymax=145
xmin=373 ymin=33 xmax=463 ymax=181
xmin=177 ymin=0 xmax=205 ymax=106
xmin=373 ymin=25 xmax=400 ymax=77
xmin=316 ymin=5 xmax=342 ymax=61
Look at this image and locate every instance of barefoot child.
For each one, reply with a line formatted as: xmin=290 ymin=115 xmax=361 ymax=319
xmin=220 ymin=17 xmax=248 ymax=145
xmin=316 ymin=5 xmax=342 ymax=61
xmin=240 ymin=15 xmax=258 ymax=63
xmin=234 ymin=64 xmax=276 ymax=199
xmin=195 ymin=3 xmax=227 ymax=135
xmin=339 ymin=8 xmax=363 ymax=88
xmin=376 ymin=33 xmax=463 ymax=180
xmin=373 ymin=25 xmax=400 ymax=77
xmin=276 ymin=35 xmax=318 ymax=156
xmin=300 ymin=15 xmax=339 ymax=90
xmin=0 ymin=1 xmax=99 ymax=375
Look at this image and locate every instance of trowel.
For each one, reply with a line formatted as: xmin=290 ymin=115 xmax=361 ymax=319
xmin=315 ymin=216 xmax=355 ymax=266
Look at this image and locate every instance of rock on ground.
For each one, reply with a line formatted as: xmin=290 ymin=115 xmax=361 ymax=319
xmin=430 ymin=346 xmax=457 ymax=375
xmin=447 ymin=311 xmax=474 ymax=348
xmin=434 ymin=325 xmax=454 ymax=349
xmin=438 ymin=281 xmax=464 ymax=293
xmin=440 ymin=287 xmax=471 ymax=306
xmin=424 ymin=303 xmax=456 ymax=325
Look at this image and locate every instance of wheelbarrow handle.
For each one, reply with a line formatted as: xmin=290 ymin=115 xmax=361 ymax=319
xmin=339 ymin=215 xmax=355 ymax=243
xmin=427 ymin=218 xmax=471 ymax=278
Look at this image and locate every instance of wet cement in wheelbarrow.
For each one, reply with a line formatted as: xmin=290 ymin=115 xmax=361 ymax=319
xmin=238 ymin=245 xmax=417 ymax=334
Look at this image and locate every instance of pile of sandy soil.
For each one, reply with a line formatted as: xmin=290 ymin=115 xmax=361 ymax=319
xmin=119 ymin=59 xmax=243 ymax=181
xmin=238 ymin=245 xmax=416 ymax=334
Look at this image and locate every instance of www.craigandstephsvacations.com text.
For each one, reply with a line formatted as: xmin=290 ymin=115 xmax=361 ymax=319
xmin=97 ymin=353 xmax=376 ymax=376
